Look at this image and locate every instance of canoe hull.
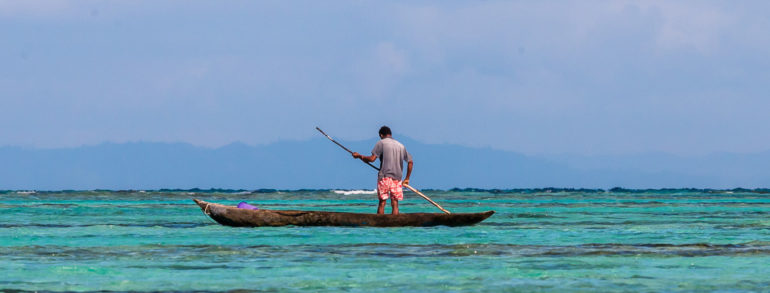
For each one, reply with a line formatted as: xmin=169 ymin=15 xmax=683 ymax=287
xmin=193 ymin=199 xmax=494 ymax=227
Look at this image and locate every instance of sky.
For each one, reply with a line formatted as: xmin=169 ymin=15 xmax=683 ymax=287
xmin=2 ymin=1 xmax=769 ymax=156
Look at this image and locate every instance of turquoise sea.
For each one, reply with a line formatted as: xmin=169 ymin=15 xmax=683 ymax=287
xmin=1 ymin=189 xmax=769 ymax=292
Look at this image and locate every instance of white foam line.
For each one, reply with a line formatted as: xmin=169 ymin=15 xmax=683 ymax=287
xmin=333 ymin=190 xmax=377 ymax=195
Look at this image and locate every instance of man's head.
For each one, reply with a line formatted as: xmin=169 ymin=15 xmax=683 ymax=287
xmin=379 ymin=126 xmax=392 ymax=138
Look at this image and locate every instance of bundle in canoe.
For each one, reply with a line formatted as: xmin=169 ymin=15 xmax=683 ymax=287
xmin=193 ymin=199 xmax=494 ymax=227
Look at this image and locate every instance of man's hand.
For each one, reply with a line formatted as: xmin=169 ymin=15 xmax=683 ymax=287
xmin=353 ymin=152 xmax=377 ymax=163
xmin=403 ymin=161 xmax=413 ymax=186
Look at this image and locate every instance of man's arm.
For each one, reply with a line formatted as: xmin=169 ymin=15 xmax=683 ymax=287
xmin=352 ymin=152 xmax=377 ymax=163
xmin=403 ymin=160 xmax=413 ymax=185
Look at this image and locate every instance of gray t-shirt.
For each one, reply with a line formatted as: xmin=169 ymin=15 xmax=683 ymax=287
xmin=372 ymin=137 xmax=413 ymax=181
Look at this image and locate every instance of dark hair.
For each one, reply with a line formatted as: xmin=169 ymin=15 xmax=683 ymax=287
xmin=379 ymin=126 xmax=392 ymax=136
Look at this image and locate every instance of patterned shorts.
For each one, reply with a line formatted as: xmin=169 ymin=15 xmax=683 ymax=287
xmin=377 ymin=177 xmax=404 ymax=201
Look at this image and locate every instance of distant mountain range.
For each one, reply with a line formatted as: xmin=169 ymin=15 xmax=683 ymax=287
xmin=1 ymin=137 xmax=769 ymax=190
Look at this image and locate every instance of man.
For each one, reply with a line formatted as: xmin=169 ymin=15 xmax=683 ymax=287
xmin=352 ymin=126 xmax=413 ymax=215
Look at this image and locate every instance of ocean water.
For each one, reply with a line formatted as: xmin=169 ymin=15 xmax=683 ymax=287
xmin=1 ymin=189 xmax=769 ymax=292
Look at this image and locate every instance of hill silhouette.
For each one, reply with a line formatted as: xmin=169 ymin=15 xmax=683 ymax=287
xmin=1 ymin=137 xmax=768 ymax=190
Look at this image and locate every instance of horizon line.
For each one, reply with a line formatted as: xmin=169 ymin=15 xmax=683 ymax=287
xmin=3 ymin=139 xmax=770 ymax=157
xmin=3 ymin=187 xmax=769 ymax=193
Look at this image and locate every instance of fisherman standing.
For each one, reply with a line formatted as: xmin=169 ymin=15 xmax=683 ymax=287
xmin=352 ymin=126 xmax=413 ymax=215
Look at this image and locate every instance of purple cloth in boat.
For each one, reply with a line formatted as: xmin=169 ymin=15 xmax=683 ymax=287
xmin=237 ymin=202 xmax=259 ymax=210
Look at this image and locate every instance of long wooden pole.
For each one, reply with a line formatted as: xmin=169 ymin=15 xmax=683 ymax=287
xmin=316 ymin=127 xmax=379 ymax=171
xmin=316 ymin=127 xmax=451 ymax=214
xmin=403 ymin=184 xmax=451 ymax=214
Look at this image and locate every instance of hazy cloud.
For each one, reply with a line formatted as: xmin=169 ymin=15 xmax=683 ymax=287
xmin=2 ymin=1 xmax=769 ymax=155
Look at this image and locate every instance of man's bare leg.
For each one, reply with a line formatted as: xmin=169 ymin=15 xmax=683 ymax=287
xmin=391 ymin=198 xmax=399 ymax=215
xmin=377 ymin=198 xmax=387 ymax=214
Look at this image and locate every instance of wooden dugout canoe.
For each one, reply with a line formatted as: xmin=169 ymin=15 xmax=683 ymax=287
xmin=193 ymin=199 xmax=494 ymax=227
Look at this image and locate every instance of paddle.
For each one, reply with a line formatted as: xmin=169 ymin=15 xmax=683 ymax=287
xmin=316 ymin=127 xmax=451 ymax=214
xmin=316 ymin=127 xmax=380 ymax=171
xmin=403 ymin=184 xmax=451 ymax=214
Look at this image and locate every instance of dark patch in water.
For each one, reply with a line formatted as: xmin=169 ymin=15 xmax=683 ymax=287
xmin=126 ymin=264 xmax=241 ymax=270
xmin=5 ymin=242 xmax=770 ymax=261
xmin=512 ymin=213 xmax=556 ymax=218
xmin=0 ymin=222 xmax=211 ymax=229
xmin=0 ymin=288 xmax=268 ymax=293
